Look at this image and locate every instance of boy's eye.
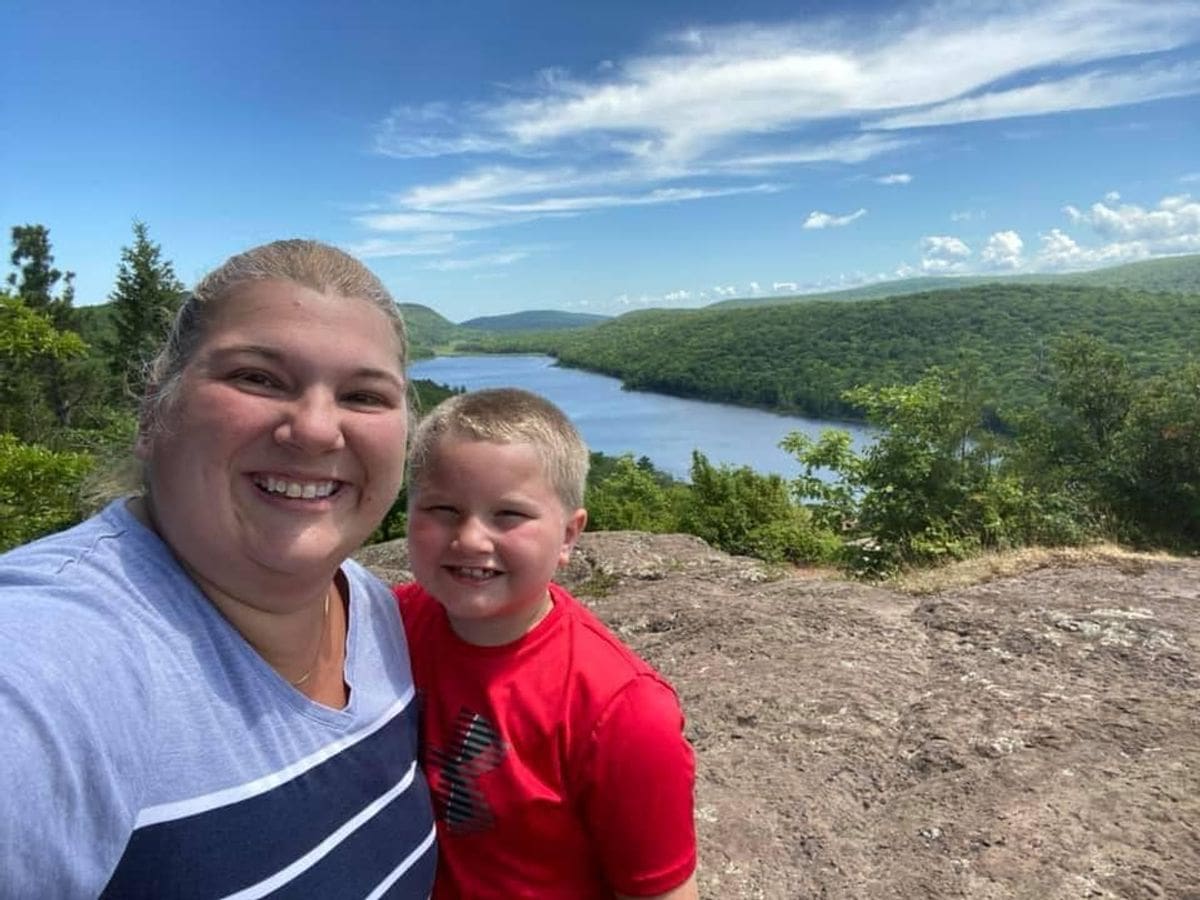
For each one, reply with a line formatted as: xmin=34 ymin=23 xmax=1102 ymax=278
xmin=497 ymin=510 xmax=532 ymax=521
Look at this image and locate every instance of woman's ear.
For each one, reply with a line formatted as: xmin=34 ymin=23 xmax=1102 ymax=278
xmin=134 ymin=388 xmax=158 ymax=461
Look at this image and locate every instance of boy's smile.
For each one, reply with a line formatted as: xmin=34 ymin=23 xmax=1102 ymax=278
xmin=406 ymin=437 xmax=586 ymax=646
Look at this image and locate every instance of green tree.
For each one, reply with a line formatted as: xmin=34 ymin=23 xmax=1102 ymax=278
xmin=7 ymin=224 xmax=76 ymax=330
xmin=0 ymin=293 xmax=94 ymax=549
xmin=4 ymin=226 xmax=102 ymax=431
xmin=1108 ymin=362 xmax=1200 ymax=546
xmin=679 ymin=451 xmax=836 ymax=564
xmin=107 ymin=221 xmax=185 ymax=401
xmin=788 ymin=363 xmax=1048 ymax=575
xmin=0 ymin=433 xmax=93 ymax=550
xmin=586 ymin=454 xmax=681 ymax=533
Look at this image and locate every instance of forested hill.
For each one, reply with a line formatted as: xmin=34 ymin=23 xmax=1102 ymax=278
xmin=459 ymin=309 xmax=610 ymax=331
xmin=474 ymin=283 xmax=1200 ymax=422
xmin=708 ymin=253 xmax=1200 ymax=310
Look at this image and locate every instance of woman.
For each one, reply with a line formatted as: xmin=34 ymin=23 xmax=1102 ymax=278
xmin=0 ymin=240 xmax=435 ymax=897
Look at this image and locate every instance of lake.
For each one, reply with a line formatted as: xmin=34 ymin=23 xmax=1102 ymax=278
xmin=409 ymin=355 xmax=873 ymax=481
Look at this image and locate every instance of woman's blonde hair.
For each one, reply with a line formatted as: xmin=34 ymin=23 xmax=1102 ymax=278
xmin=83 ymin=239 xmax=408 ymax=506
xmin=140 ymin=239 xmax=406 ymax=440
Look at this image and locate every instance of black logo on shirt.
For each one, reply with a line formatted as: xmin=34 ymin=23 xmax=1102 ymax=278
xmin=428 ymin=708 xmax=505 ymax=833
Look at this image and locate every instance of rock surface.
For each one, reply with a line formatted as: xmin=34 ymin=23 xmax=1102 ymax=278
xmin=358 ymin=533 xmax=1200 ymax=900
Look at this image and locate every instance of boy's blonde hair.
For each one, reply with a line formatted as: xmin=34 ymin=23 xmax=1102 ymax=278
xmin=407 ymin=388 xmax=589 ymax=511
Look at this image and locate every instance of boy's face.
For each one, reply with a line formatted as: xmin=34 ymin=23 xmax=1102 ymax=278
xmin=406 ymin=437 xmax=587 ymax=646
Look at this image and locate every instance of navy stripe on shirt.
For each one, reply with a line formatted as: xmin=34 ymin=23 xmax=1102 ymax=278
xmin=100 ymin=700 xmax=434 ymax=899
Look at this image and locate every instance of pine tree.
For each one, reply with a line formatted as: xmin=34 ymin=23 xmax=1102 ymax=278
xmin=4 ymin=225 xmax=88 ymax=429
xmin=108 ymin=221 xmax=185 ymax=400
xmin=7 ymin=224 xmax=76 ymax=331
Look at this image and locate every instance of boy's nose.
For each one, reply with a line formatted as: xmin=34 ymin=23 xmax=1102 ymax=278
xmin=451 ymin=516 xmax=493 ymax=551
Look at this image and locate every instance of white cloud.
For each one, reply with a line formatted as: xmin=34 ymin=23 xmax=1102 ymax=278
xmin=379 ymin=2 xmax=1198 ymax=159
xmin=920 ymin=235 xmax=972 ymax=273
xmin=663 ymin=289 xmax=692 ymax=302
xmin=1034 ymin=193 xmax=1200 ymax=269
xmin=748 ymin=281 xmax=762 ymax=295
xmin=951 ymin=209 xmax=985 ymax=222
xmin=803 ymin=208 xmax=866 ymax=229
xmin=344 ymin=234 xmax=459 ymax=259
xmin=711 ymin=285 xmax=738 ymax=297
xmin=477 ymin=183 xmax=779 ymax=214
xmin=353 ymin=211 xmax=497 ymax=233
xmin=773 ymin=281 xmax=799 ymax=292
xmin=1182 ymin=172 xmax=1200 ymax=184
xmin=981 ymin=230 xmax=1025 ymax=269
xmin=713 ymin=134 xmax=910 ymax=172
xmin=424 ymin=251 xmax=530 ymax=272
xmin=1063 ymin=193 xmax=1200 ymax=241
xmin=874 ymin=60 xmax=1200 ymax=130
xmin=1033 ymin=227 xmax=1157 ymax=268
xmin=373 ymin=104 xmax=511 ymax=158
xmin=359 ymin=1 xmax=1200 ymax=258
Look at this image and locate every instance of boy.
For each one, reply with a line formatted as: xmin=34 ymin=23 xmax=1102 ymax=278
xmin=395 ymin=388 xmax=698 ymax=900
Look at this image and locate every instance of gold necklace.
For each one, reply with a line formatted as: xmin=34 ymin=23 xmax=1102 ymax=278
xmin=290 ymin=588 xmax=332 ymax=688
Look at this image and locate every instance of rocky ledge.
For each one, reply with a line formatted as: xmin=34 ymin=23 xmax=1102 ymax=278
xmin=358 ymin=533 xmax=1200 ymax=900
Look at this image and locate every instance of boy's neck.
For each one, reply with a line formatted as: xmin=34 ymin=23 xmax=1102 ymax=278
xmin=447 ymin=588 xmax=555 ymax=647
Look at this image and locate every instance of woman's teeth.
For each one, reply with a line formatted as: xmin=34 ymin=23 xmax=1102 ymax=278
xmin=256 ymin=476 xmax=337 ymax=499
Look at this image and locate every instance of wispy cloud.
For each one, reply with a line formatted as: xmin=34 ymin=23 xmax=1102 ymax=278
xmin=874 ymin=60 xmax=1200 ymax=129
xmin=803 ymin=208 xmax=866 ymax=229
xmin=344 ymin=234 xmax=460 ymax=258
xmin=360 ymin=0 xmax=1200 ymax=270
xmin=376 ymin=1 xmax=1197 ymax=162
xmin=424 ymin=250 xmax=530 ymax=272
xmin=951 ymin=209 xmax=986 ymax=222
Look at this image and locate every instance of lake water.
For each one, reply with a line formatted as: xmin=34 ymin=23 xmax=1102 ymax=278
xmin=409 ymin=355 xmax=873 ymax=481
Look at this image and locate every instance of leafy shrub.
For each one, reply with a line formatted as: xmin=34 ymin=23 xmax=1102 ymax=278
xmin=0 ymin=433 xmax=94 ymax=551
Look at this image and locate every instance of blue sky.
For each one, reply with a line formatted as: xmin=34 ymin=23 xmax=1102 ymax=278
xmin=4 ymin=0 xmax=1199 ymax=321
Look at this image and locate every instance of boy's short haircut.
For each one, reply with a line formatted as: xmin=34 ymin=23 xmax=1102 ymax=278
xmin=408 ymin=387 xmax=590 ymax=511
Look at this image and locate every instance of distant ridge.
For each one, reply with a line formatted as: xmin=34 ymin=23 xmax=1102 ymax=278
xmin=460 ymin=309 xmax=611 ymax=332
xmin=707 ymin=254 xmax=1200 ymax=310
xmin=398 ymin=302 xmax=472 ymax=355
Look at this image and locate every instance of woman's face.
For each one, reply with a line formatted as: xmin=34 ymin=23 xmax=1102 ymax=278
xmin=138 ymin=278 xmax=408 ymax=602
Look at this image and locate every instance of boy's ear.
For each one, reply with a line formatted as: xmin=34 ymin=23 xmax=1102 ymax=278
xmin=558 ymin=508 xmax=588 ymax=568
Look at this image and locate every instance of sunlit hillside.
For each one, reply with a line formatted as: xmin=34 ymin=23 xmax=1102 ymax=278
xmin=707 ymin=254 xmax=1200 ymax=311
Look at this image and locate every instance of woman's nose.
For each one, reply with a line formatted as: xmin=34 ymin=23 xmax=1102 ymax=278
xmin=275 ymin=390 xmax=346 ymax=453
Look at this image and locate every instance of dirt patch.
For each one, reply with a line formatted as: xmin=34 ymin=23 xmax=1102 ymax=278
xmin=360 ymin=534 xmax=1200 ymax=899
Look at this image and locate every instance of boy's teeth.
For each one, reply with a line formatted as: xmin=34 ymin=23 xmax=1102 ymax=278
xmin=458 ymin=567 xmax=495 ymax=579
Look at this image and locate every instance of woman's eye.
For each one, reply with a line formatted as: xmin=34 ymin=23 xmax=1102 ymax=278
xmin=231 ymin=370 xmax=279 ymax=389
xmin=345 ymin=391 xmax=390 ymax=408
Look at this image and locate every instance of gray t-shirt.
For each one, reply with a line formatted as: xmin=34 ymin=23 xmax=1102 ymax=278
xmin=0 ymin=500 xmax=435 ymax=898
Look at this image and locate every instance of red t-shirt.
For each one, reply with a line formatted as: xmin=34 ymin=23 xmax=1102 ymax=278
xmin=395 ymin=581 xmax=696 ymax=899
